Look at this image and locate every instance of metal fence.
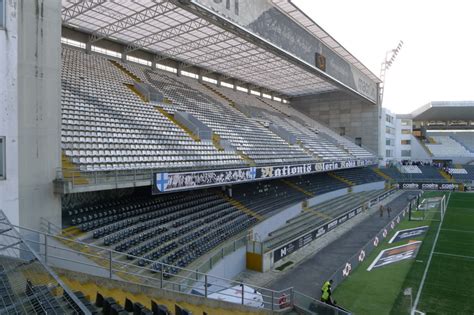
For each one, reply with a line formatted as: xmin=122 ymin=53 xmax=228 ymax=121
xmin=0 ymin=212 xmax=91 ymax=314
xmin=0 ymin=210 xmax=350 ymax=313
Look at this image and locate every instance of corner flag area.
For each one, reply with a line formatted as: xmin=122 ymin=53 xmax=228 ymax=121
xmin=334 ymin=192 xmax=474 ymax=314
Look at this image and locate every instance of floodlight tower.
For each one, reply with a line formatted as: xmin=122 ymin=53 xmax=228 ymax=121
xmin=379 ymin=40 xmax=403 ymax=105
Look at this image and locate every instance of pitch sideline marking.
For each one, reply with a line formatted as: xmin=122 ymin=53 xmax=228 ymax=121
xmin=412 ymin=192 xmax=451 ymax=312
xmin=433 ymin=251 xmax=474 ymax=260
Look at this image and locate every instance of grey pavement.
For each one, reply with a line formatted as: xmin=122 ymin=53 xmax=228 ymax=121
xmin=267 ymin=191 xmax=416 ymax=298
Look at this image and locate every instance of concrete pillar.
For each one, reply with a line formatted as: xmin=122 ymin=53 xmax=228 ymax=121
xmin=233 ymin=79 xmax=237 ymax=91
xmin=85 ymin=41 xmax=92 ymax=54
xmin=17 ymin=0 xmax=62 ymax=230
xmin=0 ymin=0 xmax=19 ymax=226
xmin=177 ymin=62 xmax=183 ymax=77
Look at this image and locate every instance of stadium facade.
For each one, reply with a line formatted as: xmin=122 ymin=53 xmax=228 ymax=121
xmin=0 ymin=0 xmax=382 ymax=230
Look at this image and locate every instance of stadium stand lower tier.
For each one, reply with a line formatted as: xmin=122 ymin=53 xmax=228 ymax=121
xmin=60 ymin=46 xmax=374 ymax=175
xmin=264 ymin=190 xmax=384 ymax=250
xmin=450 ymin=165 xmax=474 ymax=181
xmin=62 ymin=167 xmax=385 ymax=275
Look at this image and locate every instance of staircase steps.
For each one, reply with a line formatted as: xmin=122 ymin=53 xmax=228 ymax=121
xmin=155 ymin=106 xmax=201 ymax=142
xmin=280 ymin=179 xmax=314 ymax=197
xmin=109 ymin=60 xmax=142 ymax=83
xmin=61 ymin=152 xmax=89 ymax=185
xmin=328 ymin=172 xmax=355 ymax=186
xmin=372 ymin=167 xmax=393 ymax=181
xmin=218 ymin=192 xmax=264 ymax=222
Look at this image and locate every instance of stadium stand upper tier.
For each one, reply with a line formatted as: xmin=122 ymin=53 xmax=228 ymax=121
xmin=425 ymin=133 xmax=474 ymax=158
xmin=61 ymin=47 xmax=374 ymax=174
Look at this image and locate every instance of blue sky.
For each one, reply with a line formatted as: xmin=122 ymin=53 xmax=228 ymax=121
xmin=293 ymin=0 xmax=474 ymax=114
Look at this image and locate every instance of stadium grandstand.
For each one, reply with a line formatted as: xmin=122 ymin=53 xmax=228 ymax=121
xmin=378 ymin=101 xmax=474 ymax=188
xmin=1 ymin=0 xmax=472 ymax=314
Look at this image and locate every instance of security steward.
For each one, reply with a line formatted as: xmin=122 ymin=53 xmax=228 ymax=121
xmin=321 ymin=279 xmax=334 ymax=304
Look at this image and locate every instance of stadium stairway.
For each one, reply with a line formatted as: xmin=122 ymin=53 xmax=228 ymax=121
xmin=218 ymin=191 xmax=264 ymax=222
xmin=59 ymin=272 xmax=270 ymax=315
xmin=61 ymin=152 xmax=89 ymax=185
xmin=280 ymin=179 xmax=315 ymax=197
xmin=371 ymin=167 xmax=393 ymax=182
xmin=155 ymin=106 xmax=202 ymax=142
xmin=327 ymin=172 xmax=355 ymax=186
xmin=109 ymin=60 xmax=142 ymax=83
xmin=256 ymin=97 xmax=287 ymax=117
xmin=201 ymin=82 xmax=236 ymax=108
xmin=438 ymin=168 xmax=454 ymax=183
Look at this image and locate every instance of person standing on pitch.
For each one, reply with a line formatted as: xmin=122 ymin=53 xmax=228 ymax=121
xmin=387 ymin=206 xmax=391 ymax=218
xmin=379 ymin=205 xmax=384 ymax=217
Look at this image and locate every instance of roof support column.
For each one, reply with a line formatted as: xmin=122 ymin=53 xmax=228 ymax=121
xmin=233 ymin=79 xmax=237 ymax=91
xmin=177 ymin=62 xmax=183 ymax=77
xmin=121 ymin=47 xmax=127 ymax=62
xmin=85 ymin=41 xmax=92 ymax=54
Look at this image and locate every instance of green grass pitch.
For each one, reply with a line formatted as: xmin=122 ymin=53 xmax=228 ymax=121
xmin=334 ymin=192 xmax=474 ymax=315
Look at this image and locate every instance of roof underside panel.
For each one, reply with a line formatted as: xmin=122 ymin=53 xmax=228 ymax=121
xmin=61 ymin=0 xmax=366 ymax=97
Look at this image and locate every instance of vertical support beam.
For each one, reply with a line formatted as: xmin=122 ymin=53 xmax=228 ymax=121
xmin=177 ymin=62 xmax=183 ymax=77
xmin=17 ymin=0 xmax=62 ymax=234
xmin=85 ymin=41 xmax=92 ymax=54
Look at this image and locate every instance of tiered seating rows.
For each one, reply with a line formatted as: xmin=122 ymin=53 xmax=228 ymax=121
xmin=65 ymin=167 xmax=384 ymax=274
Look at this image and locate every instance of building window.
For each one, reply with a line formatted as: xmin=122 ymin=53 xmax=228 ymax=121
xmin=221 ymin=82 xmax=233 ymax=89
xmin=401 ymin=140 xmax=411 ymax=145
xmin=126 ymin=55 xmax=151 ymax=67
xmin=202 ymin=76 xmax=217 ymax=84
xmin=401 ymin=119 xmax=411 ymax=126
xmin=386 ymin=139 xmax=393 ymax=146
xmin=61 ymin=37 xmax=86 ymax=49
xmin=401 ymin=150 xmax=411 ymax=157
xmin=401 ymin=129 xmax=411 ymax=134
xmin=156 ymin=64 xmax=177 ymax=74
xmin=355 ymin=137 xmax=362 ymax=147
xmin=386 ymin=149 xmax=392 ymax=157
xmin=181 ymin=70 xmax=198 ymax=79
xmin=0 ymin=137 xmax=5 ymax=180
xmin=0 ymin=0 xmax=4 ymax=29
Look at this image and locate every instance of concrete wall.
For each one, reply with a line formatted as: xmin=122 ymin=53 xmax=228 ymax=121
xmin=252 ymin=202 xmax=302 ymax=241
xmin=205 ymin=246 xmax=247 ymax=280
xmin=306 ymin=187 xmax=348 ymax=207
xmin=0 ymin=0 xmax=19 ymax=225
xmin=351 ymin=181 xmax=385 ymax=193
xmin=291 ymin=91 xmax=380 ymax=154
xmin=17 ymin=0 xmax=62 ymax=230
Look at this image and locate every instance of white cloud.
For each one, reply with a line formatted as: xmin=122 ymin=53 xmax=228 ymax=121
xmin=292 ymin=0 xmax=474 ymax=114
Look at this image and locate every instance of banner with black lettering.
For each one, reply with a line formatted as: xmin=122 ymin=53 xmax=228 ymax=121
xmin=153 ymin=159 xmax=377 ymax=193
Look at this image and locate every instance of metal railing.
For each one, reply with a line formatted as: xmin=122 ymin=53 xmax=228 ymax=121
xmin=0 ymin=212 xmax=91 ymax=314
xmin=1 ymin=211 xmax=349 ymax=313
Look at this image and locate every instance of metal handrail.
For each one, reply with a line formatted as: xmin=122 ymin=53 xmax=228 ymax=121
xmin=1 ymin=217 xmax=294 ymax=311
xmin=0 ymin=214 xmax=92 ymax=315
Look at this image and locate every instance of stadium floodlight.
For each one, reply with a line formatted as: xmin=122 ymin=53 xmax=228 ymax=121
xmin=379 ymin=40 xmax=403 ymax=104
